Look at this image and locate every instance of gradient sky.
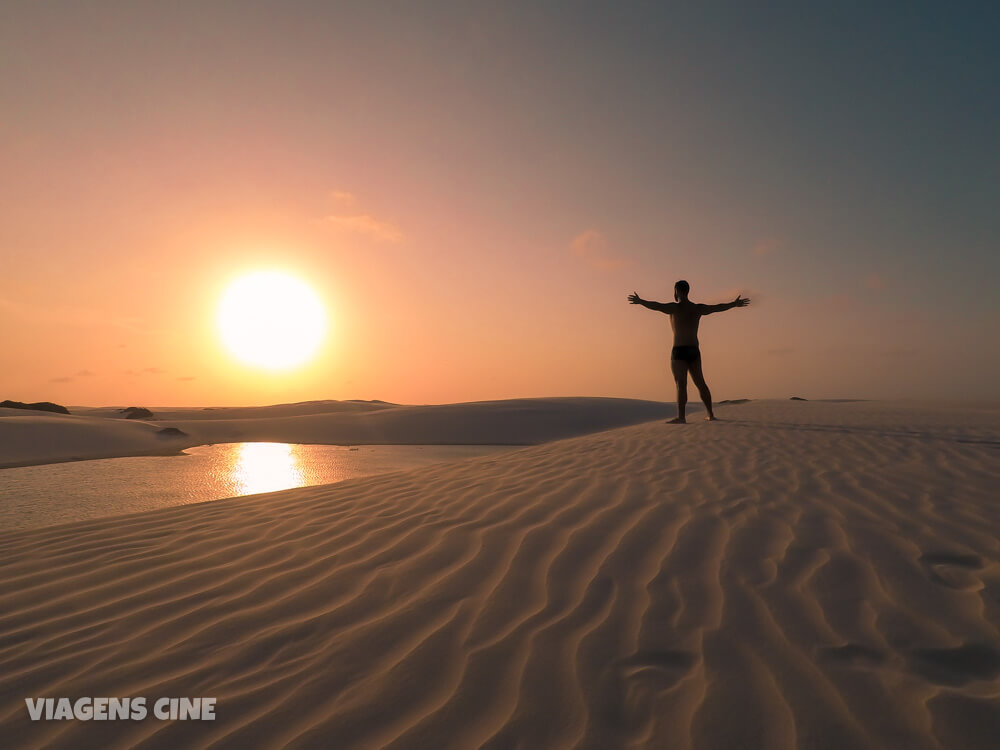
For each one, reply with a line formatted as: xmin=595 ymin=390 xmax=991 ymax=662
xmin=2 ymin=2 xmax=998 ymax=406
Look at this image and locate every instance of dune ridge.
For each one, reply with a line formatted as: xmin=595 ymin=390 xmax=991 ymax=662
xmin=1 ymin=400 xmax=999 ymax=748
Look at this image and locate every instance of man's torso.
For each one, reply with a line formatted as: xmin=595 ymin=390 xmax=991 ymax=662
xmin=668 ymin=301 xmax=701 ymax=347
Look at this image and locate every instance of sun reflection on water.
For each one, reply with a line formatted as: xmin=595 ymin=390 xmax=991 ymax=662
xmin=229 ymin=442 xmax=306 ymax=495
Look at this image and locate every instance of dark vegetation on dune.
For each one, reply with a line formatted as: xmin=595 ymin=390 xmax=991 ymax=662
xmin=790 ymin=396 xmax=808 ymax=401
xmin=156 ymin=427 xmax=188 ymax=438
xmin=120 ymin=407 xmax=154 ymax=419
xmin=0 ymin=400 xmax=71 ymax=414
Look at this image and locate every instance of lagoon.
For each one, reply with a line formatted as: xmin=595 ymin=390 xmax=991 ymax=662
xmin=0 ymin=443 xmax=511 ymax=532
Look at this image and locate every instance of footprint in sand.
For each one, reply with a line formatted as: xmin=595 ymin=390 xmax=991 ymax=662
xmin=818 ymin=640 xmax=1000 ymax=689
xmin=618 ymin=649 xmax=698 ymax=689
xmin=920 ymin=552 xmax=986 ymax=591
xmin=907 ymin=643 xmax=1000 ymax=687
xmin=817 ymin=643 xmax=888 ymax=668
xmin=600 ymin=650 xmax=698 ymax=730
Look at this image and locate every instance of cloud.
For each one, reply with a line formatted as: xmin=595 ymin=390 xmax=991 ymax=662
xmin=570 ymin=230 xmax=631 ymax=271
xmin=323 ymin=190 xmax=403 ymax=243
xmin=864 ymin=273 xmax=887 ymax=290
xmin=324 ymin=213 xmax=403 ymax=243
xmin=49 ymin=376 xmax=73 ymax=383
xmin=75 ymin=369 xmax=96 ymax=377
xmin=329 ymin=190 xmax=356 ymax=207
xmin=143 ymin=367 xmax=165 ymax=374
xmin=176 ymin=376 xmax=196 ymax=381
xmin=752 ymin=238 xmax=781 ymax=257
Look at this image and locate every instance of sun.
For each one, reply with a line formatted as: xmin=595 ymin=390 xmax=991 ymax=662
xmin=218 ymin=271 xmax=327 ymax=370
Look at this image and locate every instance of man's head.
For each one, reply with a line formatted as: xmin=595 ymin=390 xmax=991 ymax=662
xmin=674 ymin=280 xmax=690 ymax=302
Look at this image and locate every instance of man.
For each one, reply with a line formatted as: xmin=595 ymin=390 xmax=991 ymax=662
xmin=628 ymin=280 xmax=749 ymax=423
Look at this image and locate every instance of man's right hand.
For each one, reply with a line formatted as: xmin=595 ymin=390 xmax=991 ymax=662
xmin=734 ymin=295 xmax=750 ymax=307
xmin=628 ymin=291 xmax=643 ymax=304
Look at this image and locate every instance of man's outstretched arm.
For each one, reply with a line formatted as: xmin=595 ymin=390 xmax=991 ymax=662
xmin=697 ymin=295 xmax=751 ymax=315
xmin=627 ymin=291 xmax=676 ymax=313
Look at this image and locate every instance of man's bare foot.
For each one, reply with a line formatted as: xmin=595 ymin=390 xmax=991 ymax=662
xmin=667 ymin=417 xmax=686 ymax=424
xmin=705 ymin=415 xmax=717 ymax=421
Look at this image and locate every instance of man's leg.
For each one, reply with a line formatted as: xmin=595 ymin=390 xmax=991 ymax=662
xmin=688 ymin=358 xmax=715 ymax=420
xmin=668 ymin=360 xmax=688 ymax=423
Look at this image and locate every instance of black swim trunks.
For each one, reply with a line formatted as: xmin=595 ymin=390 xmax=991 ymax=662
xmin=671 ymin=345 xmax=700 ymax=363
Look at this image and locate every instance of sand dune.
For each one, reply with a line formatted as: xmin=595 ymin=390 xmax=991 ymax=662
xmin=2 ymin=400 xmax=999 ymax=748
xmin=0 ymin=397 xmax=674 ymax=469
xmin=0 ymin=409 xmax=185 ymax=469
xmin=162 ymin=397 xmax=678 ymax=448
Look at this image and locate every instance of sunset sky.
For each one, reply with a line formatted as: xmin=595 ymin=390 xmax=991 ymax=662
xmin=2 ymin=2 xmax=997 ymax=406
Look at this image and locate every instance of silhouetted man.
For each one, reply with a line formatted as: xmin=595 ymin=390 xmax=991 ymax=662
xmin=628 ymin=280 xmax=749 ymax=423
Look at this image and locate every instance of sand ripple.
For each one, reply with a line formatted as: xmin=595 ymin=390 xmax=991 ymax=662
xmin=1 ymin=400 xmax=999 ymax=749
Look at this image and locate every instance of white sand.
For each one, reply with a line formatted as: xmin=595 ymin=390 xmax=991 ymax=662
xmin=0 ymin=409 xmax=184 ymax=469
xmin=0 ymin=397 xmax=673 ymax=469
xmin=1 ymin=400 xmax=999 ymax=748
